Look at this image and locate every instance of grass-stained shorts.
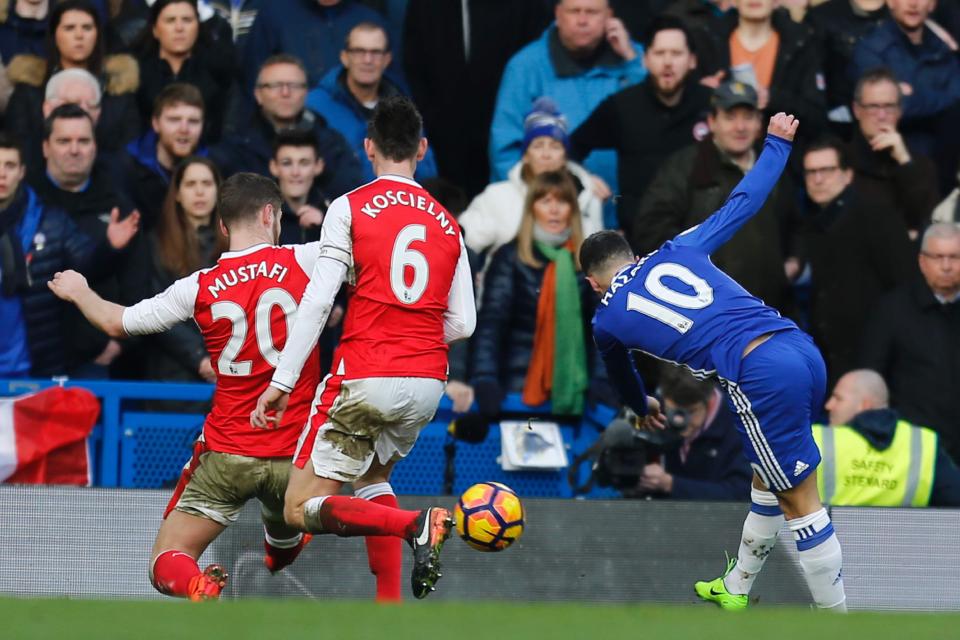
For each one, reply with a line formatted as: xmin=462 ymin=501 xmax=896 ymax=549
xmin=164 ymin=440 xmax=292 ymax=527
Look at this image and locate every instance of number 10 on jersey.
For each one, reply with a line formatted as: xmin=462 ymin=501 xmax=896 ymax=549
xmin=626 ymin=263 xmax=713 ymax=333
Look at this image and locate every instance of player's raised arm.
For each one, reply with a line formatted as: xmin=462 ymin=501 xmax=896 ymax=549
xmin=49 ymin=270 xmax=128 ymax=338
xmin=673 ymin=113 xmax=798 ymax=255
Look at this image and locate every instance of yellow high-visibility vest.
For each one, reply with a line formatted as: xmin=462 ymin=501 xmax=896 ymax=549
xmin=812 ymin=421 xmax=937 ymax=507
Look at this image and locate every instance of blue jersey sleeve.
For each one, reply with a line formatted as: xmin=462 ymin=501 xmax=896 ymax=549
xmin=672 ymin=134 xmax=792 ymax=254
xmin=594 ymin=320 xmax=649 ymax=416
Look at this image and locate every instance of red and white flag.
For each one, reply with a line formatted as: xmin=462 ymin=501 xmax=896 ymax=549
xmin=0 ymin=387 xmax=99 ymax=485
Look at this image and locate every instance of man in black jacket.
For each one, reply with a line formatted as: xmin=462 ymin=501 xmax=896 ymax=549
xmin=847 ymin=67 xmax=940 ymax=234
xmin=30 ymin=104 xmax=146 ymax=377
xmin=114 ymin=83 xmax=206 ymax=231
xmin=861 ymin=222 xmax=960 ymax=461
xmin=0 ymin=133 xmax=119 ymax=378
xmin=570 ymin=16 xmax=711 ymax=234
xmin=212 ymin=54 xmax=363 ymax=201
xmin=795 ymin=137 xmax=914 ymax=386
xmin=633 ymin=365 xmax=752 ymax=501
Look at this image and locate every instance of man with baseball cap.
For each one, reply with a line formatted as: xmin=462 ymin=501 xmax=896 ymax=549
xmin=630 ymin=79 xmax=800 ymax=312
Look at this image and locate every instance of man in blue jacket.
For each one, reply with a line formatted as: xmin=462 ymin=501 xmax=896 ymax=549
xmin=489 ymin=0 xmax=646 ymax=227
xmin=306 ymin=22 xmax=437 ymax=183
xmin=242 ymin=0 xmax=388 ymax=93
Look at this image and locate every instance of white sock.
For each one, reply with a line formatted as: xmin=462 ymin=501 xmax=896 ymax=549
xmin=723 ymin=488 xmax=783 ymax=596
xmin=302 ymin=496 xmax=329 ymax=534
xmin=264 ymin=526 xmax=302 ymax=549
xmin=788 ymin=508 xmax=847 ymax=611
xmin=354 ymin=482 xmax=395 ymax=501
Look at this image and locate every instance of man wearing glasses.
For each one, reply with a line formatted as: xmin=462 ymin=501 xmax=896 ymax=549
xmin=793 ymin=136 xmax=913 ymax=386
xmin=846 ymin=67 xmax=939 ymax=234
xmin=212 ymin=54 xmax=363 ymax=200
xmin=306 ymin=22 xmax=438 ymax=183
xmin=861 ymin=222 xmax=960 ymax=464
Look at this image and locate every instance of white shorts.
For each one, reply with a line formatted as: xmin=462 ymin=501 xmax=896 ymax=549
xmin=293 ymin=374 xmax=444 ymax=482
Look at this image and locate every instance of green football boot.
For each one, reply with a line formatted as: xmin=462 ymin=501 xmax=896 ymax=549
xmin=694 ymin=555 xmax=749 ymax=611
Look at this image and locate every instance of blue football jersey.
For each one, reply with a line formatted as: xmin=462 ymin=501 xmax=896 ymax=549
xmin=594 ymin=134 xmax=799 ymax=415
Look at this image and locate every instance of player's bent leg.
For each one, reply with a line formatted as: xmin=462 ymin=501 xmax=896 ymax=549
xmin=777 ymin=473 xmax=847 ymax=611
xmin=149 ymin=510 xmax=227 ymax=601
xmin=259 ymin=458 xmax=311 ymax=574
xmin=283 ymin=461 xmax=343 ymax=531
xmin=286 ymin=457 xmax=422 ymax=539
xmin=262 ymin=508 xmax=312 ymax=574
xmin=695 ymin=474 xmax=781 ymax=610
xmin=355 ymin=461 xmax=402 ymax=602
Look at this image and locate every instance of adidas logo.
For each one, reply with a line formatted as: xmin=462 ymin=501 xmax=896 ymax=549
xmin=794 ymin=460 xmax=809 ymax=476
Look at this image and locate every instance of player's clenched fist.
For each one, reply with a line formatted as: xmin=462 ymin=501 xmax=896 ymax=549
xmin=767 ymin=112 xmax=799 ymax=142
xmin=48 ymin=270 xmax=90 ymax=302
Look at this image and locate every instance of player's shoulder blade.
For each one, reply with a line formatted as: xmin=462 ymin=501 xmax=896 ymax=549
xmin=348 ymin=175 xmax=461 ymax=240
xmin=196 ymin=243 xmax=308 ymax=307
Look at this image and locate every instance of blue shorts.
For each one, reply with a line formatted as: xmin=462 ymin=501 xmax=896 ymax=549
xmin=720 ymin=330 xmax=826 ymax=493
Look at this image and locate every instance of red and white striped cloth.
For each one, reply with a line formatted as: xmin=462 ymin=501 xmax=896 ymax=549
xmin=0 ymin=387 xmax=99 ymax=485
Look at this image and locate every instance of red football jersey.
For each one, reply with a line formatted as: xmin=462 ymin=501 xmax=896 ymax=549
xmin=337 ymin=176 xmax=464 ymax=379
xmin=123 ymin=244 xmax=322 ymax=458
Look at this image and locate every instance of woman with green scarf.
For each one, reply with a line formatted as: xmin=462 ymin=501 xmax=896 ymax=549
xmin=470 ymin=171 xmax=601 ymax=418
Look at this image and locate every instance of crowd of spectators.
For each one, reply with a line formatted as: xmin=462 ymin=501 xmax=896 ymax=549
xmin=1 ymin=0 xmax=959 ymax=497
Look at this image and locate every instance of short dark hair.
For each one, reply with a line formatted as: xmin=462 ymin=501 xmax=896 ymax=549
xmin=803 ymin=136 xmax=850 ymax=171
xmin=272 ymin=128 xmax=320 ymax=159
xmin=0 ymin=132 xmax=25 ymax=164
xmin=854 ymin=66 xmax=901 ymax=105
xmin=642 ymin=15 xmax=695 ymax=53
xmin=579 ymin=230 xmax=634 ymax=277
xmin=345 ymin=21 xmax=390 ymax=51
xmin=218 ymin=173 xmax=283 ymax=229
xmin=366 ymin=96 xmax=423 ymax=162
xmin=659 ymin=364 xmax=715 ymax=407
xmin=258 ymin=53 xmax=308 ymax=80
xmin=149 ymin=0 xmax=197 ymax=25
xmin=43 ymin=103 xmax=94 ymax=140
xmin=152 ymin=82 xmax=205 ymax=119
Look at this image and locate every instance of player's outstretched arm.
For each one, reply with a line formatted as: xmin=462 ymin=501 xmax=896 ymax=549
xmin=673 ymin=112 xmax=797 ymax=254
xmin=48 ymin=270 xmax=127 ymax=338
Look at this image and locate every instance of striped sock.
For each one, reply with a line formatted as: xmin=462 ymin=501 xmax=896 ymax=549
xmin=724 ymin=488 xmax=783 ymax=596
xmin=788 ymin=508 xmax=846 ymax=611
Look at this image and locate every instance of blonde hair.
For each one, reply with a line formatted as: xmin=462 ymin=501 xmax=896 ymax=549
xmin=516 ymin=170 xmax=583 ymax=269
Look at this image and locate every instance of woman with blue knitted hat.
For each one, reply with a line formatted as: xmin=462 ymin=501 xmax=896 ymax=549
xmin=459 ymin=98 xmax=605 ymax=262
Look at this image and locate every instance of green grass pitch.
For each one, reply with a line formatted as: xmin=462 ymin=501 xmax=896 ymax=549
xmin=4 ymin=599 xmax=958 ymax=640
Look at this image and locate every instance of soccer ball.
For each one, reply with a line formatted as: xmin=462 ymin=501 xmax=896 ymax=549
xmin=454 ymin=482 xmax=525 ymax=552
